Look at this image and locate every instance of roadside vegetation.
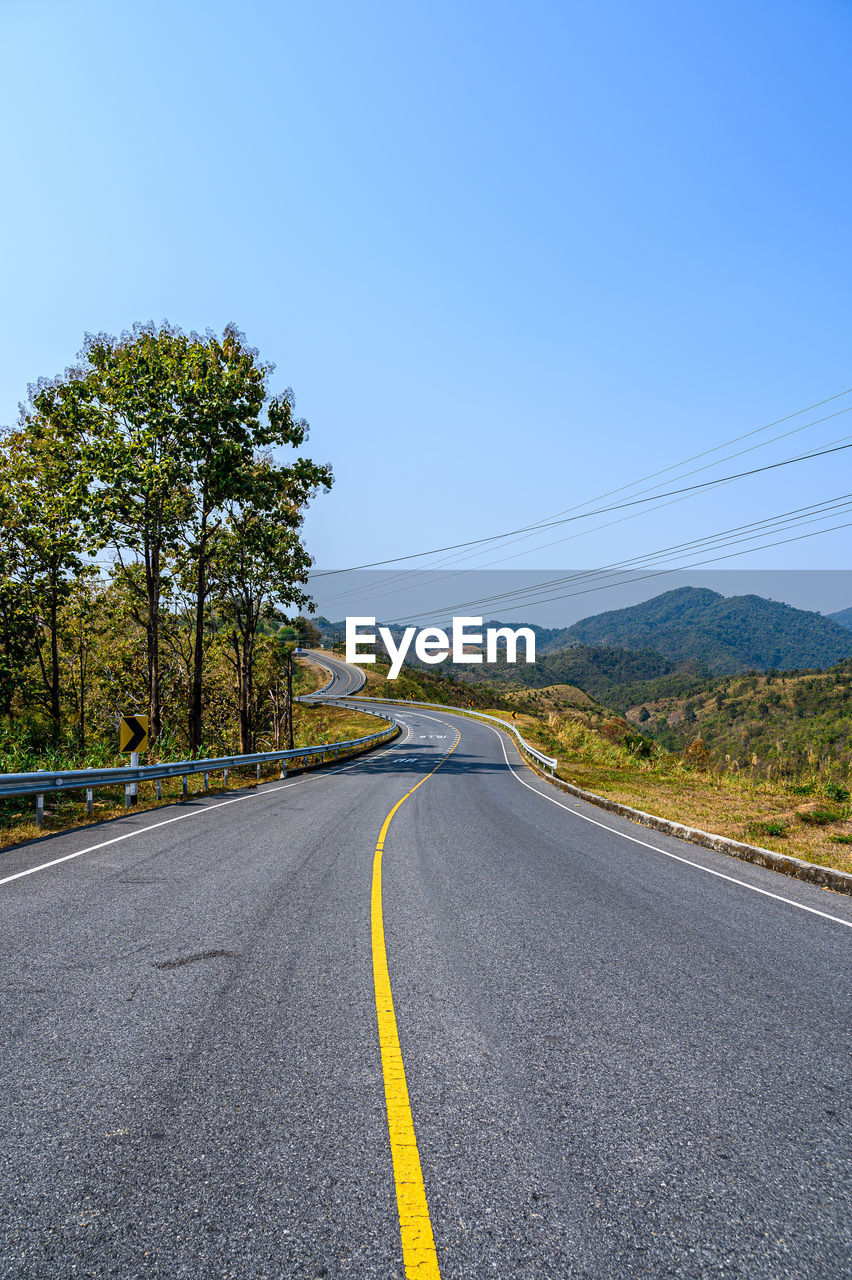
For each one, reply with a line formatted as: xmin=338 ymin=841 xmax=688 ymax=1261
xmin=0 ymin=323 xmax=394 ymax=849
xmin=0 ymin=668 xmax=383 ymax=851
xmin=0 ymin=322 xmax=333 ymax=768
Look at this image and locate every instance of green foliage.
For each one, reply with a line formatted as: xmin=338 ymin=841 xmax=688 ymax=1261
xmin=797 ymin=808 xmax=842 ymax=826
xmin=748 ymin=820 xmax=788 ymax=840
xmin=447 ymin=642 xmax=675 ymax=698
xmin=0 ymin=321 xmax=332 ymax=769
xmin=565 ymin=586 xmax=852 ymax=672
xmin=293 ymin=616 xmax=323 ymax=648
xmin=615 ymin=659 xmax=852 ymax=783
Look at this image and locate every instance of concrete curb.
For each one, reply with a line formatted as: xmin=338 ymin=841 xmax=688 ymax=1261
xmin=527 ymin=764 xmax=852 ymax=897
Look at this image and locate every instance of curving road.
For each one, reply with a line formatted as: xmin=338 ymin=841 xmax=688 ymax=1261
xmin=298 ymin=648 xmax=366 ymax=700
xmin=0 ymin=651 xmax=850 ymax=1279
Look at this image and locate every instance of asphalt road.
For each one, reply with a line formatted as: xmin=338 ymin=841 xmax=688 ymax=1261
xmin=1 ymin=652 xmax=850 ymax=1279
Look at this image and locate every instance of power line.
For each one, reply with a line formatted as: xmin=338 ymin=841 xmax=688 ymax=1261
xmin=390 ymin=494 xmax=852 ymax=623
xmin=312 ymin=394 xmax=849 ymax=604
xmin=315 ymin=406 xmax=852 ymax=614
xmin=311 ymin=435 xmax=852 ymax=577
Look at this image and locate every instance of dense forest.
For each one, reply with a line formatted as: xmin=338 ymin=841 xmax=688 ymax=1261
xmin=0 ymin=322 xmax=331 ymax=767
xmin=563 ymin=586 xmax=852 ymax=672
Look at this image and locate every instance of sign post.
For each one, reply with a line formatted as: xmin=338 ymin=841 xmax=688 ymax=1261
xmin=120 ymin=715 xmax=149 ymax=807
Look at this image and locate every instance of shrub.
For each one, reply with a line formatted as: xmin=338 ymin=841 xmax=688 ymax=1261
xmin=683 ymin=738 xmax=709 ymax=768
xmin=823 ymin=782 xmax=850 ymax=803
xmin=797 ymin=808 xmax=841 ymax=826
xmin=748 ymin=820 xmax=787 ymax=840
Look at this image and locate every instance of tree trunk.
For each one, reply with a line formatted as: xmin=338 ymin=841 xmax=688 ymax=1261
xmin=48 ymin=569 xmax=61 ymax=741
xmin=147 ymin=549 xmax=161 ymax=741
xmin=189 ymin=491 xmax=211 ymax=755
xmin=190 ymin=546 xmax=206 ymax=754
xmin=286 ymin=651 xmax=294 ymax=750
xmin=238 ymin=646 xmax=250 ymax=755
xmin=79 ymin=636 xmax=86 ymax=753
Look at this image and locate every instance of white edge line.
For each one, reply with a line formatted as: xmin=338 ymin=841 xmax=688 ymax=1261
xmin=486 ymin=723 xmax=852 ymax=931
xmin=0 ymin=719 xmax=411 ymax=888
xmin=395 ymin=705 xmax=852 ymax=932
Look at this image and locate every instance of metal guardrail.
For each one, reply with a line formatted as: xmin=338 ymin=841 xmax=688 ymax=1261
xmin=0 ymin=709 xmax=399 ymax=826
xmin=340 ymin=696 xmax=558 ymax=774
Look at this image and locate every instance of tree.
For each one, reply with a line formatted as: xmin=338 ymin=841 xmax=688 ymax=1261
xmin=293 ymin=616 xmax=323 ymax=648
xmin=0 ymin=573 xmax=39 ymax=720
xmin=173 ymin=326 xmax=331 ymax=750
xmin=46 ymin=324 xmax=192 ymax=743
xmin=214 ymin=462 xmax=319 ymax=752
xmin=44 ymin=322 xmax=332 ymax=751
xmin=0 ymin=412 xmax=88 ymax=737
xmin=57 ymin=571 xmax=106 ymax=751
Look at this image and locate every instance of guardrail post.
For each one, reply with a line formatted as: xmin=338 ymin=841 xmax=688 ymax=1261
xmin=256 ymin=763 xmax=261 ymax=783
xmin=129 ymin=750 xmax=139 ymax=805
xmin=156 ymin=778 xmax=162 ymax=801
xmin=203 ymin=771 xmax=209 ymax=792
xmin=86 ymin=787 xmax=93 ymax=816
xmin=223 ymin=767 xmax=229 ymax=788
xmin=280 ymin=760 xmax=286 ymax=779
xmin=182 ymin=774 xmax=188 ymax=797
xmin=125 ymin=783 xmax=132 ymax=808
xmin=36 ymin=793 xmax=44 ymax=827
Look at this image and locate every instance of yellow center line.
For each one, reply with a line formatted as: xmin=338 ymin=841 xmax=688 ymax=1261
xmin=371 ymin=730 xmax=461 ymax=1279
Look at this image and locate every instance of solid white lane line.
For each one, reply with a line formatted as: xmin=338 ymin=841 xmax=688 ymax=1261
xmin=376 ymin=705 xmax=852 ymax=932
xmin=0 ymin=721 xmax=411 ymax=889
xmin=0 ymin=779 xmax=311 ymax=887
xmin=480 ymin=724 xmax=852 ymax=931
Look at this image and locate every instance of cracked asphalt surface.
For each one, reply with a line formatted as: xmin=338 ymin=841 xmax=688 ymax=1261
xmin=1 ymin=653 xmax=850 ymax=1279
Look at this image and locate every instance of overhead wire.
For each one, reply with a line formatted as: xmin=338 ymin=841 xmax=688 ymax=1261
xmin=311 ymin=389 xmax=852 ymax=578
xmin=390 ymin=493 xmax=852 ymax=623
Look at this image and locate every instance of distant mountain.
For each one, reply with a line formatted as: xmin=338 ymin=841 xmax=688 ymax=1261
xmin=829 ymin=607 xmax=852 ymax=632
xmin=564 ymin=587 xmax=852 ymax=674
xmin=482 ymin=620 xmax=571 ymax=648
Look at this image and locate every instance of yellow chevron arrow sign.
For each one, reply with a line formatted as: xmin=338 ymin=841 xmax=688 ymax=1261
xmin=119 ymin=715 xmax=149 ymax=754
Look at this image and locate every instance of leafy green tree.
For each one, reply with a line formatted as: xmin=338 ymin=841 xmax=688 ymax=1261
xmin=213 ymin=462 xmax=319 ymax=752
xmin=39 ymin=322 xmax=331 ymax=751
xmin=57 ymin=570 xmax=107 ymax=751
xmin=0 ymin=573 xmax=40 ymax=719
xmin=0 ymin=412 xmax=88 ymax=736
xmin=172 ymin=325 xmax=332 ymax=750
xmin=293 ymin=616 xmax=323 ymax=648
xmin=43 ymin=324 xmax=192 ymax=742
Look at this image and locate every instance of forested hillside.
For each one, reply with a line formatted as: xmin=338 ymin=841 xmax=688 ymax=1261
xmin=565 ymin=586 xmax=852 ymax=672
xmin=622 ymin=658 xmax=852 ymax=776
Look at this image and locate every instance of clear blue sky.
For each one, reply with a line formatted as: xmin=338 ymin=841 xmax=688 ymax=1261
xmin=2 ymin=0 xmax=850 ymax=602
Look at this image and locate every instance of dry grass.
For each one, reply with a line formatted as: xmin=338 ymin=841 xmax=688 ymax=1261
xmin=479 ymin=705 xmax=852 ymax=876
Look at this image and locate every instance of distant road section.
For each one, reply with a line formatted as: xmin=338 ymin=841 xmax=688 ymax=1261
xmin=299 ymin=647 xmax=365 ymax=699
xmin=0 ymin=648 xmax=850 ymax=1279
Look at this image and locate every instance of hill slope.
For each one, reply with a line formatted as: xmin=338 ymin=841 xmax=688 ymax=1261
xmin=621 ymin=657 xmax=852 ymax=777
xmin=830 ymin=606 xmax=852 ymax=631
xmin=565 ymin=587 xmax=852 ymax=673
